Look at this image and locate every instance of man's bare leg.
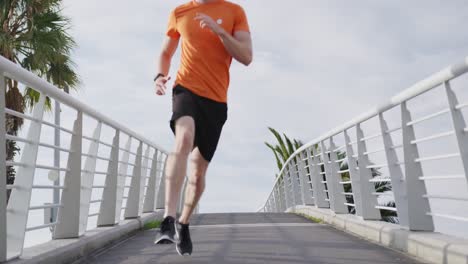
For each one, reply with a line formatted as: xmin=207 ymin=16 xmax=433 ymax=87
xmin=179 ymin=147 xmax=209 ymax=224
xmin=164 ymin=116 xmax=195 ymax=218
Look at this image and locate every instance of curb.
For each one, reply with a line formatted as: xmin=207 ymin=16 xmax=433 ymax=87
xmin=289 ymin=206 xmax=468 ymax=264
xmin=7 ymin=211 xmax=164 ymax=264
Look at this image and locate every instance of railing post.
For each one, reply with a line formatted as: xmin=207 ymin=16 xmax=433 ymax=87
xmin=282 ymin=172 xmax=291 ymax=210
xmin=0 ymin=72 xmax=7 ymax=262
xmin=98 ymin=130 xmax=120 ymax=226
xmin=298 ymin=152 xmax=314 ymax=205
xmin=54 ymin=111 xmax=83 ymax=239
xmin=79 ymin=122 xmax=102 ymax=234
xmin=355 ymin=125 xmax=382 ymax=220
xmin=156 ymin=153 xmax=167 ymax=209
xmin=138 ymin=147 xmax=151 ymax=214
xmin=6 ymin=95 xmax=46 ymax=258
xmin=445 ymin=82 xmax=468 ymax=190
xmin=143 ymin=150 xmax=159 ymax=212
xmin=401 ymin=102 xmax=434 ymax=231
xmin=116 ymin=137 xmax=132 ymax=221
xmin=324 ymin=140 xmax=348 ymax=214
xmin=379 ymin=113 xmax=409 ymax=227
xmin=344 ymin=130 xmax=363 ymax=216
xmin=124 ymin=142 xmax=143 ymax=219
xmin=288 ymin=162 xmax=299 ymax=206
xmin=309 ymin=147 xmax=329 ymax=208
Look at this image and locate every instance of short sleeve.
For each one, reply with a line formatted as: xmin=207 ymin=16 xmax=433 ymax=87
xmin=166 ymin=9 xmax=180 ymax=39
xmin=233 ymin=6 xmax=250 ymax=33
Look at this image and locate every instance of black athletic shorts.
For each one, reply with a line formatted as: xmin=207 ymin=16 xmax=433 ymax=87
xmin=170 ymin=84 xmax=227 ymax=162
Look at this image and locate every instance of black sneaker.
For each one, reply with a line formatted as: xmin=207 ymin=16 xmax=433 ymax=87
xmin=175 ymin=221 xmax=192 ymax=256
xmin=154 ymin=216 xmax=176 ymax=244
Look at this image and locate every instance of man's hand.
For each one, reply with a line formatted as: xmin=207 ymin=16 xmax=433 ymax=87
xmin=194 ymin=13 xmax=225 ymax=36
xmin=155 ymin=75 xmax=171 ymax=96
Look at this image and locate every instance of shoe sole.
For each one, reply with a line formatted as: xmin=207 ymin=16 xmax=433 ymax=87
xmin=154 ymin=235 xmax=176 ymax=245
xmin=176 ymin=244 xmax=192 ymax=256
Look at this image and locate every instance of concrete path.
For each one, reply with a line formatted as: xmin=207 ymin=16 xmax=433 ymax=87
xmin=80 ymin=213 xmax=423 ymax=264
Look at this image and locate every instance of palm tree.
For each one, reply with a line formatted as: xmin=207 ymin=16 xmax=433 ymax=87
xmin=1 ymin=0 xmax=79 ymax=200
xmin=265 ymin=127 xmax=303 ymax=174
xmin=265 ymin=127 xmax=397 ymax=223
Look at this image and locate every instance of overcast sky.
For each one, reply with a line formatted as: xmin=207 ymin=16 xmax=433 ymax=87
xmin=60 ymin=0 xmax=468 ymax=213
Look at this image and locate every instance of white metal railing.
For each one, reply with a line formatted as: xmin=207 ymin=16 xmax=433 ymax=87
xmin=0 ymin=55 xmax=180 ymax=261
xmin=260 ymin=57 xmax=468 ymax=237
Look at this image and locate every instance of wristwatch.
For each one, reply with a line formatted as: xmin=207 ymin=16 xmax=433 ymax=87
xmin=154 ymin=73 xmax=165 ymax=82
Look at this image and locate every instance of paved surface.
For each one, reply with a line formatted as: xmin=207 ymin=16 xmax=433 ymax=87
xmin=80 ymin=213 xmax=423 ymax=264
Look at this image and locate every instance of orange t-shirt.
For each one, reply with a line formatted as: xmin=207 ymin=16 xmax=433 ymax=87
xmin=166 ymin=0 xmax=250 ymax=103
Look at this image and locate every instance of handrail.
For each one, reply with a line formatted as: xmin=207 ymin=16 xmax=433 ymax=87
xmin=260 ymin=56 xmax=468 ymax=240
xmin=267 ymin=56 xmax=468 ymax=194
xmin=0 ymin=54 xmax=175 ymax=261
xmin=0 ymin=55 xmax=168 ymax=153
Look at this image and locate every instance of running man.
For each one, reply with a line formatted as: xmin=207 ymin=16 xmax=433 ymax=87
xmin=153 ymin=0 xmax=252 ymax=256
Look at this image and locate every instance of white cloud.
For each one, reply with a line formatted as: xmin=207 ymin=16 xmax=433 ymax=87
xmin=60 ymin=0 xmax=468 ymax=213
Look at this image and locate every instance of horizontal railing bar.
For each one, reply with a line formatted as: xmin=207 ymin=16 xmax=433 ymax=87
xmin=82 ymin=136 xmax=113 ymax=148
xmin=29 ymin=204 xmax=62 ymax=210
xmin=427 ymin=213 xmax=468 ymax=222
xmin=364 ymin=148 xmax=386 ymax=156
xmin=33 ymin=185 xmax=65 ymax=189
xmin=372 ymin=192 xmax=393 ymax=196
xmin=419 ymin=175 xmax=465 ymax=180
xmin=41 ymin=120 xmax=75 ymax=134
xmin=344 ymin=203 xmax=356 ymax=207
xmin=119 ymin=148 xmax=138 ymax=156
xmin=26 ymin=222 xmax=59 ymax=232
xmin=88 ymin=213 xmax=100 ymax=217
xmin=90 ymin=200 xmax=102 ymax=204
xmin=321 ymin=181 xmax=327 ymax=183
xmin=385 ymin=126 xmax=402 ymax=134
xmin=342 ymin=192 xmax=354 ymax=196
xmin=455 ymin=102 xmax=468 ymax=110
xmin=5 ymin=108 xmax=41 ymax=123
xmin=339 ymin=181 xmax=352 ymax=184
xmin=369 ymin=178 xmax=391 ymax=183
xmin=423 ymin=194 xmax=468 ymax=201
xmin=119 ymin=161 xmax=135 ymax=167
xmin=407 ymin=108 xmax=450 ymax=126
xmin=141 ymin=155 xmax=155 ymax=161
xmin=415 ymin=153 xmax=459 ymax=163
xmin=411 ymin=131 xmax=455 ymax=145
xmin=6 ymin=185 xmax=14 ymax=190
xmin=335 ymin=157 xmax=347 ymax=163
xmin=366 ymin=164 xmax=388 ymax=169
xmin=334 ymin=145 xmax=346 ymax=152
xmin=82 ymin=153 xmax=112 ymax=162
xmin=390 ymin=144 xmax=403 ymax=150
xmin=36 ymin=164 xmax=69 ymax=172
xmin=337 ymin=169 xmax=350 ymax=174
xmin=348 ymin=140 xmax=358 ymax=145
xmin=375 ymin=206 xmax=397 ymax=212
xmin=320 ymin=172 xmax=326 ymax=175
xmin=6 ymin=135 xmax=73 ymax=153
xmin=360 ymin=132 xmax=382 ymax=142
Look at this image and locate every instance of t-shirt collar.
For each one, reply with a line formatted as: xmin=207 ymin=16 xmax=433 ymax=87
xmin=192 ymin=0 xmax=224 ymax=6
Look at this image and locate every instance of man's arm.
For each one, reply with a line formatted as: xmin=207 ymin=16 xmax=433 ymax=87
xmin=195 ymin=13 xmax=252 ymax=66
xmin=155 ymin=36 xmax=180 ymax=96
